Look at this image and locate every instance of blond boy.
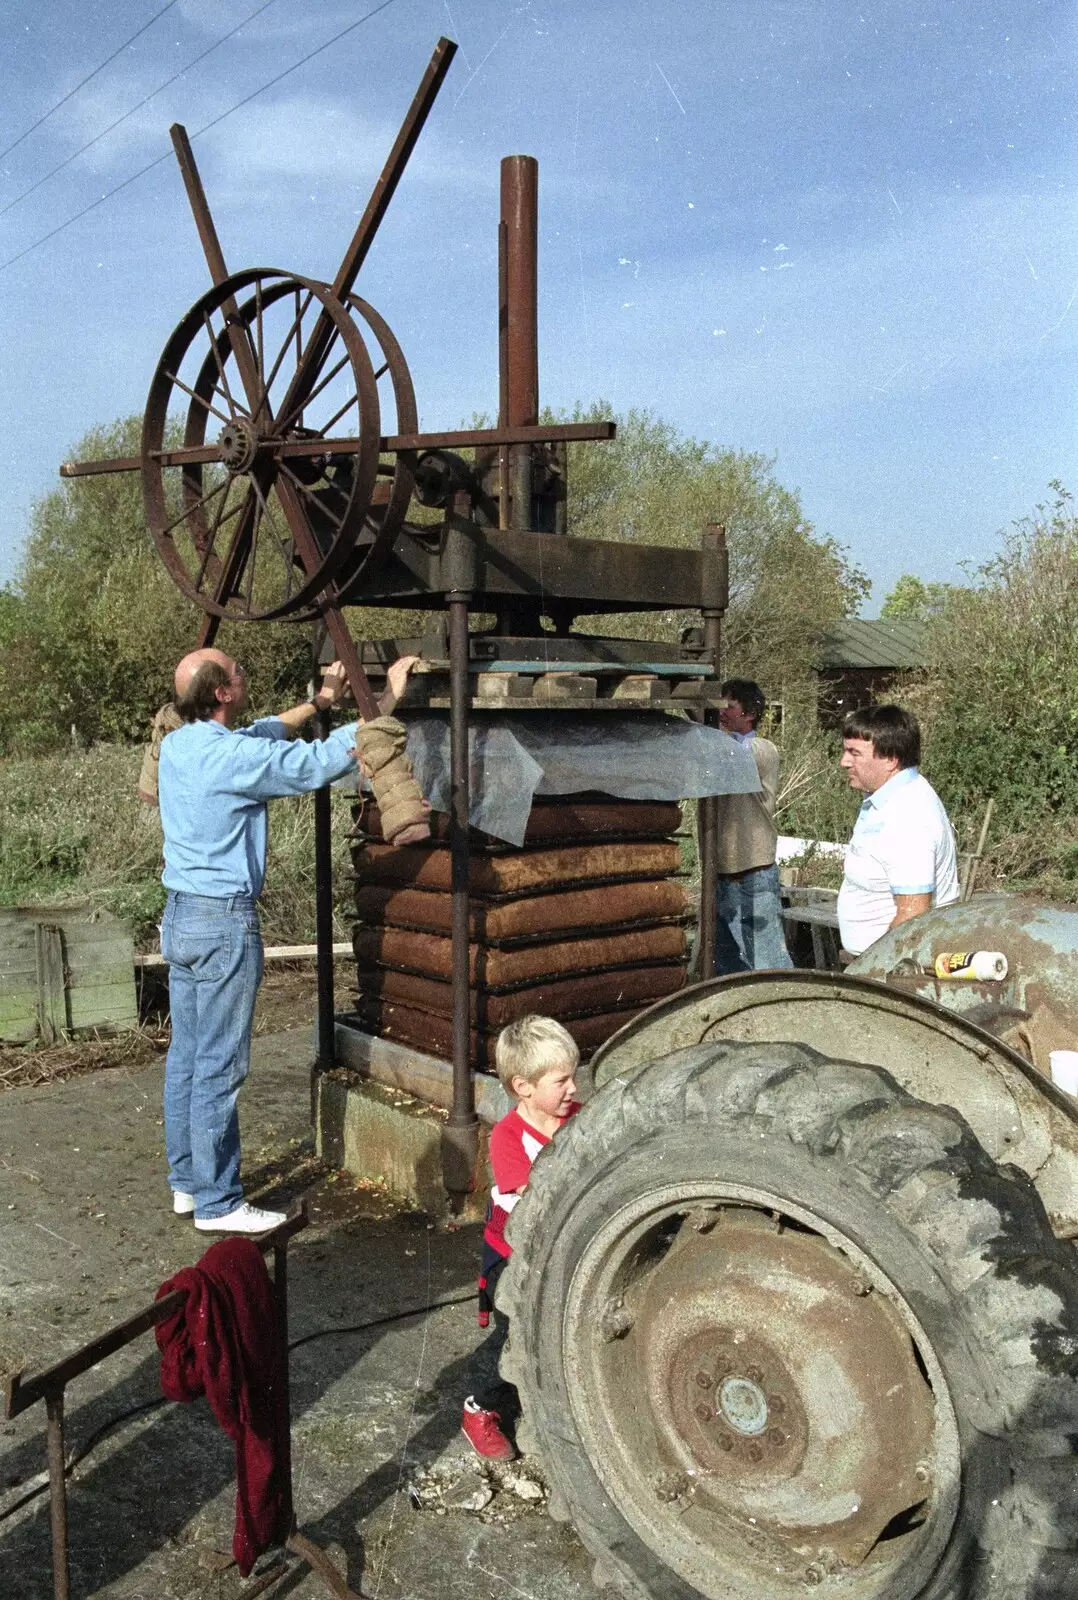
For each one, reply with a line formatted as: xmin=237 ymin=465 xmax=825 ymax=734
xmin=461 ymin=1015 xmax=580 ymax=1460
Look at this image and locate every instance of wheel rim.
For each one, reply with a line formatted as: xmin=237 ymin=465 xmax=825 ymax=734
xmin=333 ymin=293 xmax=418 ymax=598
xmin=562 ymin=1183 xmax=960 ymax=1599
xmin=142 ymin=268 xmax=381 ymax=621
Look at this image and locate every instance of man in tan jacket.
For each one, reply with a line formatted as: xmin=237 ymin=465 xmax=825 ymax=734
xmin=712 ymin=678 xmax=793 ymax=973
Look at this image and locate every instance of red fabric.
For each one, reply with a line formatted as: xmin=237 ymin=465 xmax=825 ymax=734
xmin=483 ymin=1104 xmax=581 ymax=1260
xmin=155 ymin=1238 xmax=292 ymax=1577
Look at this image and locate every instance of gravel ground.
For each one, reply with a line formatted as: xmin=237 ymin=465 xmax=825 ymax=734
xmin=0 ymin=1027 xmax=592 ymax=1599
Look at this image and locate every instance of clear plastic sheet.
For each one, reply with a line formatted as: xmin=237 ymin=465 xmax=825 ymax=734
xmin=369 ymin=713 xmax=762 ymax=846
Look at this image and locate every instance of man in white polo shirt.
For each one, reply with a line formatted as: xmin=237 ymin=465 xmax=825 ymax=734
xmin=837 ymin=705 xmax=959 ymax=957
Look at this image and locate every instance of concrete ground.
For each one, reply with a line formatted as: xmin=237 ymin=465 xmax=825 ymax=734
xmin=0 ymin=1029 xmax=593 ymax=1599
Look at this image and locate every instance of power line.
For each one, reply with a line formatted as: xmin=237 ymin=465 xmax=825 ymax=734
xmin=1 ymin=0 xmax=283 ymax=219
xmin=0 ymin=0 xmax=181 ymax=164
xmin=0 ymin=0 xmax=403 ymax=273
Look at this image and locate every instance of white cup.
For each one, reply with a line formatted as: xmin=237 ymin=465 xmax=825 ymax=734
xmin=1049 ymin=1050 xmax=1078 ymax=1096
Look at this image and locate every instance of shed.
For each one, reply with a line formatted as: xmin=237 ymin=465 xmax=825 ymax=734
xmin=816 ymin=618 xmax=927 ymax=727
xmin=0 ymin=906 xmax=138 ymax=1044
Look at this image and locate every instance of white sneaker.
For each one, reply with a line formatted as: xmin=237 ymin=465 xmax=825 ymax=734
xmin=194 ymin=1203 xmax=286 ymax=1234
xmin=172 ymin=1191 xmax=196 ymax=1216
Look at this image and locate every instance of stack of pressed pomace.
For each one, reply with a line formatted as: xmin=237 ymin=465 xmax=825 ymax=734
xmin=349 ymin=795 xmax=690 ymax=1071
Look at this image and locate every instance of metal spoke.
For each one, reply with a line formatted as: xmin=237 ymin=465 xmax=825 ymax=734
xmin=201 ymin=308 xmax=245 ymax=422
xmin=248 ymin=472 xmax=296 ymax=585
xmin=278 ymin=461 xmax=347 ymax=531
xmin=164 ymin=369 xmax=233 ymax=428
xmin=158 ymin=476 xmax=228 ymax=541
xmin=242 ymin=500 xmax=259 ymax=613
xmin=374 ymin=360 xmax=389 ymax=381
xmin=253 ymin=289 xmax=313 ymax=422
xmin=317 ymin=390 xmax=360 ymax=438
xmin=275 ymin=351 xmax=351 ymax=434
xmin=295 ymin=316 xmax=340 ymax=402
xmin=192 ymin=489 xmax=243 ymax=592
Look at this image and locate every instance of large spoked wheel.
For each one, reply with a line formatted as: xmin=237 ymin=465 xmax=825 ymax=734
xmin=499 ymin=1042 xmax=1078 ymax=1600
xmin=142 ymin=268 xmax=381 ymax=620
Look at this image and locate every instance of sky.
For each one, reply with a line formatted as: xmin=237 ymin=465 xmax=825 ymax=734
xmin=0 ymin=0 xmax=1074 ymax=611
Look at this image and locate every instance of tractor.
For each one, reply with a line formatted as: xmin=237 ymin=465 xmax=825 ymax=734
xmin=499 ymin=894 xmax=1078 ymax=1599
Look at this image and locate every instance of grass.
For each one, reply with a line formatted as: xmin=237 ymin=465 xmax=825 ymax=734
xmin=0 ymin=744 xmax=357 ymax=950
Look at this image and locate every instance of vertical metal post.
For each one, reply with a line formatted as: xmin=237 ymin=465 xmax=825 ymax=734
xmin=697 ymin=524 xmax=726 ymax=983
xmin=497 ymin=218 xmax=510 ymax=531
xmin=45 ymin=1391 xmax=69 ymax=1600
xmin=443 ymin=590 xmax=479 ymax=1195
xmin=312 ymin=632 xmax=335 ymax=1073
xmin=500 ymin=155 xmax=539 ymax=531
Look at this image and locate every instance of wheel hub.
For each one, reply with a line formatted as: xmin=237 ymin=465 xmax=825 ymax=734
xmin=217 ymin=417 xmax=259 ymax=472
xmin=670 ymin=1329 xmax=807 ymax=1479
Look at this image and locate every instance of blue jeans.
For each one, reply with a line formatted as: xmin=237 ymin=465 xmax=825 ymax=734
xmin=715 ymin=864 xmax=793 ymax=975
xmin=161 ymin=891 xmax=264 ymax=1219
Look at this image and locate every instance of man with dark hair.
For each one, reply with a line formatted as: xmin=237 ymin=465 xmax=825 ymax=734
xmin=837 ymin=703 xmax=958 ymax=956
xmin=159 ymin=646 xmax=416 ymax=1233
xmin=711 ymin=678 xmax=793 ymax=973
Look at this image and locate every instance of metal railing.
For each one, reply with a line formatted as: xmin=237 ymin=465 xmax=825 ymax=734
xmin=4 ymin=1206 xmax=362 ymax=1599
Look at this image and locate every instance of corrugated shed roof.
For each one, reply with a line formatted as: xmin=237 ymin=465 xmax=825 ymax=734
xmin=817 ymin=618 xmax=927 ymax=670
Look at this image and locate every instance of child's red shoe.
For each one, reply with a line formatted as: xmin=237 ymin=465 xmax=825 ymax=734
xmin=461 ymin=1401 xmax=517 ymax=1461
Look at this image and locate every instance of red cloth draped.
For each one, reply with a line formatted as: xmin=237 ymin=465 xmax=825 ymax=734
xmin=155 ymin=1237 xmax=292 ymax=1576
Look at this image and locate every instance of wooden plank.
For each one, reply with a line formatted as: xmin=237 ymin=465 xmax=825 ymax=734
xmin=34 ymin=924 xmax=67 ymax=1044
xmin=136 ymin=941 xmax=353 ymax=970
xmin=0 ymin=915 xmax=38 ymax=1041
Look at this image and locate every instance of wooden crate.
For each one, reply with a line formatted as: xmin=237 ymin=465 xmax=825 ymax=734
xmin=0 ymin=906 xmax=138 ymax=1043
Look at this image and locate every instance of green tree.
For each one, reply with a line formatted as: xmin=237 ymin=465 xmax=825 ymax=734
xmin=0 ymin=417 xmax=314 ymax=751
xmin=562 ymin=405 xmax=868 ymax=691
xmin=914 ymin=484 xmax=1078 ymax=831
xmin=1 ymin=405 xmax=868 ymax=750
xmin=881 ymin=574 xmax=954 ymax=620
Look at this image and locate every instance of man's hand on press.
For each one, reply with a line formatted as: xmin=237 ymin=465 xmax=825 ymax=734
xmin=313 ymin=660 xmax=349 ymax=711
xmin=378 ymin=654 xmax=421 ymax=716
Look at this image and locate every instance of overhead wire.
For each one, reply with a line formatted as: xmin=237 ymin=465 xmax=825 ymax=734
xmin=0 ymin=0 xmax=403 ymax=274
xmin=0 ymin=0 xmax=284 ymax=219
xmin=0 ymin=0 xmax=181 ymax=164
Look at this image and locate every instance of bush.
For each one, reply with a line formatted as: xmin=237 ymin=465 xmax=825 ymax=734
xmin=0 ymin=745 xmax=356 ymax=948
xmin=913 ymin=485 xmax=1078 ymax=837
xmin=0 ymin=418 xmax=317 ymax=754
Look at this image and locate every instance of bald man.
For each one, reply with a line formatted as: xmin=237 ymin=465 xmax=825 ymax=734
xmin=159 ymin=648 xmax=416 ymax=1233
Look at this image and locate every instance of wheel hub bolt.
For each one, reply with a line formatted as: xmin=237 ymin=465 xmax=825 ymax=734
xmin=717 ymin=1433 xmax=734 ymax=1452
xmin=745 ymin=1365 xmax=763 ymax=1384
xmin=744 ymin=1442 xmax=763 ymax=1463
xmin=768 ymin=1427 xmax=786 ymax=1448
xmin=694 ymin=1372 xmax=713 ymax=1389
xmin=694 ymin=1403 xmax=713 ymax=1422
xmin=767 ymin=1394 xmax=786 ymax=1416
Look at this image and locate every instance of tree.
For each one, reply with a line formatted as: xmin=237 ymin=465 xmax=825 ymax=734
xmin=0 ymin=417 xmax=314 ymax=751
xmin=914 ymin=484 xmax=1078 ymax=828
xmin=1 ymin=405 xmax=868 ymax=750
xmin=881 ymin=574 xmax=954 ymax=620
xmin=561 ymin=405 xmax=868 ymax=692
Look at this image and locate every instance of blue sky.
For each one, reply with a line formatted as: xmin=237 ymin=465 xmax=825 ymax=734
xmin=0 ymin=0 xmax=1074 ymax=610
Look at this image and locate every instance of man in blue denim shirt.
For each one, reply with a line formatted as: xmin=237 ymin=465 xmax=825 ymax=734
xmin=159 ymin=647 xmax=415 ymax=1232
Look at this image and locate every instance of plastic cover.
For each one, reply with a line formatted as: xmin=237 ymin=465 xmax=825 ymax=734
xmin=381 ymin=713 xmax=761 ymax=846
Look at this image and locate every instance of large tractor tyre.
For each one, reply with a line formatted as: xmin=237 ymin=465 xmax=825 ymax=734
xmin=498 ymin=1040 xmax=1078 ymax=1600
